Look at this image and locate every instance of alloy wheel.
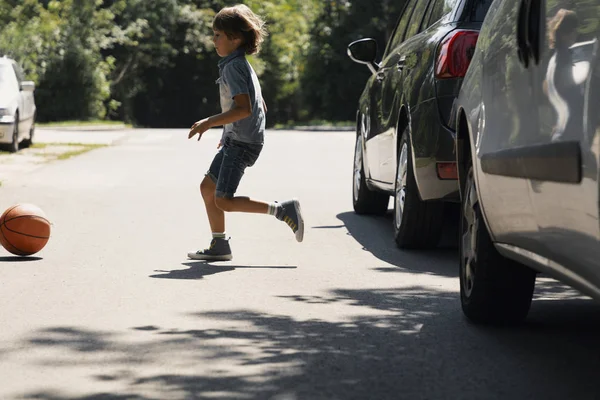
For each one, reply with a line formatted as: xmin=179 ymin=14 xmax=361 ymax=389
xmin=394 ymin=142 xmax=408 ymax=229
xmin=353 ymin=135 xmax=363 ymax=202
xmin=461 ymin=168 xmax=479 ymax=298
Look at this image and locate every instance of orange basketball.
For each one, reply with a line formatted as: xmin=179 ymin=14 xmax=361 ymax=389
xmin=0 ymin=204 xmax=51 ymax=256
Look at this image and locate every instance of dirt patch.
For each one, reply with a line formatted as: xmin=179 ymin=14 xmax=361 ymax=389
xmin=0 ymin=143 xmax=107 ymax=183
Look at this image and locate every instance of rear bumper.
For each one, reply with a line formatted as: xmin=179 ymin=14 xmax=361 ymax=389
xmin=412 ymin=158 xmax=460 ymax=201
xmin=412 ymin=120 xmax=460 ymax=202
xmin=0 ymin=122 xmax=14 ymax=143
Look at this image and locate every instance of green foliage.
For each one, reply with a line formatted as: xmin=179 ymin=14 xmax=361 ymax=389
xmin=301 ymin=0 xmax=406 ymax=121
xmin=0 ymin=0 xmax=410 ymax=126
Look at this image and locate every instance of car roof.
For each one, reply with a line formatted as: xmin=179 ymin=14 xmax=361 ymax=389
xmin=0 ymin=56 xmax=14 ymax=66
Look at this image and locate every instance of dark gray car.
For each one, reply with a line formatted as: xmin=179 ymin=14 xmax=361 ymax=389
xmin=455 ymin=0 xmax=600 ymax=324
xmin=347 ymin=0 xmax=493 ymax=249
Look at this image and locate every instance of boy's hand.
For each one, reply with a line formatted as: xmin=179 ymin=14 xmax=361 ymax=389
xmin=188 ymin=118 xmax=211 ymax=141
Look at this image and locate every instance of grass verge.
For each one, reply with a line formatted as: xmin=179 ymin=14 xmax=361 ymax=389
xmin=37 ymin=120 xmax=132 ymax=128
xmin=0 ymin=143 xmax=107 ymax=159
xmin=56 ymin=144 xmax=106 ymax=160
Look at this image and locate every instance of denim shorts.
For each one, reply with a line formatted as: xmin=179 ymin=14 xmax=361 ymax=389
xmin=207 ymin=137 xmax=263 ymax=198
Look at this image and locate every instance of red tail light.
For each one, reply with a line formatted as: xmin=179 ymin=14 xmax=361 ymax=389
xmin=437 ymin=162 xmax=458 ymax=180
xmin=435 ymin=30 xmax=479 ymax=79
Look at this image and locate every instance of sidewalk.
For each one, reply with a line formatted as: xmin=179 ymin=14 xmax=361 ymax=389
xmin=0 ymin=127 xmax=134 ymax=183
xmin=36 ymin=126 xmax=132 ymax=145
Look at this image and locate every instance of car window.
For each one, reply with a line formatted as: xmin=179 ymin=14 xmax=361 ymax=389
xmin=405 ymin=0 xmax=435 ymax=39
xmin=427 ymin=0 xmax=460 ymax=27
xmin=385 ymin=0 xmax=417 ymax=56
xmin=469 ymin=0 xmax=494 ymax=22
xmin=12 ymin=64 xmax=23 ymax=83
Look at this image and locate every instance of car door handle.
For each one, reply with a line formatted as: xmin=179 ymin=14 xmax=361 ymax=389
xmin=397 ymin=57 xmax=407 ymax=71
xmin=376 ymin=71 xmax=386 ymax=82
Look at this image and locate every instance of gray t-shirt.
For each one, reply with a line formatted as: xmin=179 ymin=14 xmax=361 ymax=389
xmin=217 ymin=49 xmax=265 ymax=144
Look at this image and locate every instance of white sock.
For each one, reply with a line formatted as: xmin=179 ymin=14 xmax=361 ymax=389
xmin=212 ymin=232 xmax=226 ymax=239
xmin=267 ymin=202 xmax=280 ymax=216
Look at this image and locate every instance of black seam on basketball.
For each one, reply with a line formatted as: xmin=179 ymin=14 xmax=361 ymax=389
xmin=1 ymin=225 xmax=26 ymax=255
xmin=1 ymin=204 xmax=21 ymax=224
xmin=2 ymin=223 xmax=49 ymax=239
xmin=3 ymin=215 xmax=50 ymax=225
xmin=3 ymin=216 xmax=50 ymax=239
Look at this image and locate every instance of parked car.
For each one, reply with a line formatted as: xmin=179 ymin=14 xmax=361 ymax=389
xmin=347 ymin=0 xmax=493 ymax=249
xmin=455 ymin=0 xmax=600 ymax=324
xmin=0 ymin=56 xmax=36 ymax=153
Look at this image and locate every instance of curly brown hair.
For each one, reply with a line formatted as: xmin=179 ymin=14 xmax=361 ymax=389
xmin=548 ymin=9 xmax=578 ymax=49
xmin=213 ymin=4 xmax=268 ymax=55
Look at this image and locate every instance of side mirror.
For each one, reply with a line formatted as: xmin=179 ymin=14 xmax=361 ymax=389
xmin=347 ymin=38 xmax=379 ymax=74
xmin=20 ymin=81 xmax=35 ymax=92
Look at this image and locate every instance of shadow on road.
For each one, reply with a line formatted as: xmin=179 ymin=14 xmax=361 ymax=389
xmin=335 ymin=209 xmax=459 ymax=278
xmin=0 ymin=256 xmax=43 ymax=262
xmin=16 ymin=282 xmax=600 ymax=400
xmin=150 ymin=262 xmax=297 ymax=280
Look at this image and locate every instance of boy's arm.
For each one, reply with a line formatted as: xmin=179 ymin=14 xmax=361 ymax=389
xmin=188 ymin=94 xmax=251 ymax=140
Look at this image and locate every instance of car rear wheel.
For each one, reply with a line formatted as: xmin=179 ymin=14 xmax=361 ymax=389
xmin=460 ymin=163 xmax=536 ymax=325
xmin=353 ymin=134 xmax=389 ymax=215
xmin=393 ymin=130 xmax=444 ymax=248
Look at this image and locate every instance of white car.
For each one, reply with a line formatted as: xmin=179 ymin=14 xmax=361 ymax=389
xmin=0 ymin=56 xmax=36 ymax=152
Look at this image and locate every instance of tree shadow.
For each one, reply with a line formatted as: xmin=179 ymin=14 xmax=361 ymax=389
xmin=336 ymin=210 xmax=459 ymax=278
xmin=16 ymin=283 xmax=600 ymax=400
xmin=149 ymin=262 xmax=297 ymax=280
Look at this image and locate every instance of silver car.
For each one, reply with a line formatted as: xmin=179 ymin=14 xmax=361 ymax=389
xmin=0 ymin=56 xmax=36 ymax=152
xmin=455 ymin=0 xmax=600 ymax=324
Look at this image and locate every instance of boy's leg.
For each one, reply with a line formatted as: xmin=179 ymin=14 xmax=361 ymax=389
xmin=215 ymin=196 xmax=304 ymax=243
xmin=214 ymin=196 xmax=268 ymax=213
xmin=188 ymin=150 xmax=232 ymax=261
xmin=214 ymin=141 xmax=305 ymax=242
xmin=200 ymin=176 xmax=225 ymax=232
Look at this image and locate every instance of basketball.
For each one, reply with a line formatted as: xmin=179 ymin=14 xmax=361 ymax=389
xmin=0 ymin=204 xmax=51 ymax=256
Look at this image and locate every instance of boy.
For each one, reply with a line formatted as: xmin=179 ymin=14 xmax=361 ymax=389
xmin=187 ymin=4 xmax=304 ymax=261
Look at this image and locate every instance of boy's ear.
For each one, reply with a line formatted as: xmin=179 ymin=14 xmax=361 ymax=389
xmin=233 ymin=35 xmax=244 ymax=46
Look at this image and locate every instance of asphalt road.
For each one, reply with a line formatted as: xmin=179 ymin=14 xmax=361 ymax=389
xmin=0 ymin=129 xmax=599 ymax=400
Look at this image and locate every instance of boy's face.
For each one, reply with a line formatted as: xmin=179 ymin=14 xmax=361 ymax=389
xmin=213 ymin=29 xmax=242 ymax=57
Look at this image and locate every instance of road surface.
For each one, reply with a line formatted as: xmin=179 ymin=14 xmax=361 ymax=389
xmin=0 ymin=129 xmax=599 ymax=399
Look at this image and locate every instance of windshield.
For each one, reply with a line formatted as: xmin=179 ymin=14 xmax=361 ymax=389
xmin=0 ymin=65 xmax=14 ymax=90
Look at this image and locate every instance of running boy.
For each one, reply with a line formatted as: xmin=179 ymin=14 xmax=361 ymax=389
xmin=187 ymin=4 xmax=304 ymax=261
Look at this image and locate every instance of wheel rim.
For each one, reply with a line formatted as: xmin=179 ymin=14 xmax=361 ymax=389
xmin=394 ymin=142 xmax=408 ymax=229
xmin=461 ymin=169 xmax=479 ymax=298
xmin=353 ymin=135 xmax=363 ymax=202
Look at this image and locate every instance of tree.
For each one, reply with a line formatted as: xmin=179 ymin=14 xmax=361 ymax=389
xmin=301 ymin=0 xmax=406 ymax=122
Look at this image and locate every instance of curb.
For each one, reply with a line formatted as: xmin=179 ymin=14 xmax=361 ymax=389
xmin=273 ymin=126 xmax=354 ymax=132
xmin=37 ymin=125 xmax=130 ymax=132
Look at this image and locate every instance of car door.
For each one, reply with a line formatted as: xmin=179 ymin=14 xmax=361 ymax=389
xmin=368 ymin=0 xmax=417 ymax=184
xmin=474 ymin=0 xmax=539 ymax=245
xmin=13 ymin=63 xmax=34 ymax=126
xmin=378 ymin=0 xmax=439 ymax=184
xmin=10 ymin=62 xmax=28 ymax=136
xmin=527 ymin=0 xmax=600 ymax=278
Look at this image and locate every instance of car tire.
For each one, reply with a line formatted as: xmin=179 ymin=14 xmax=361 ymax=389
xmin=460 ymin=163 xmax=536 ymax=325
xmin=393 ymin=129 xmax=444 ymax=248
xmin=353 ymin=134 xmax=389 ymax=215
xmin=8 ymin=114 xmax=19 ymax=153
